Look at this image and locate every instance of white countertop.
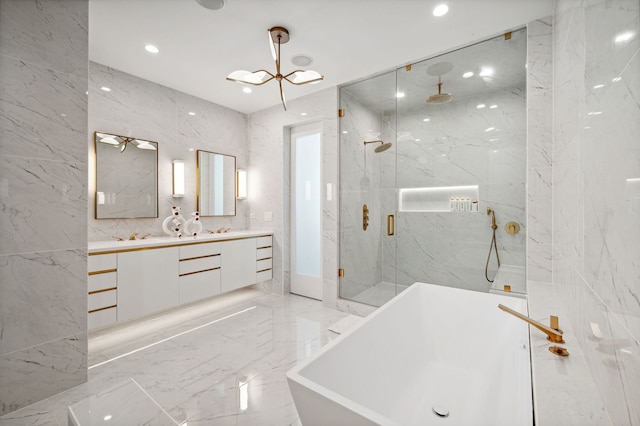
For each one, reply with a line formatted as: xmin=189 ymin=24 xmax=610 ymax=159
xmin=88 ymin=230 xmax=273 ymax=253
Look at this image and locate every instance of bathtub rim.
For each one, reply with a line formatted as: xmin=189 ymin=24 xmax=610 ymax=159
xmin=286 ymin=281 xmax=532 ymax=425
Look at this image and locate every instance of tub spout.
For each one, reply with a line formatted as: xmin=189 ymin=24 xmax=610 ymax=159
xmin=498 ymin=304 xmax=564 ymax=343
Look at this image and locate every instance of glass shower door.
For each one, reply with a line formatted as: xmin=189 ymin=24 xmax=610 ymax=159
xmin=338 ymin=70 xmax=398 ymax=307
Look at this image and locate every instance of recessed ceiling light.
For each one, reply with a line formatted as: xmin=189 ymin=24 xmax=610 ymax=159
xmin=342 ymin=130 xmax=348 ymax=134
xmin=587 ymin=111 xmax=602 ymax=115
xmin=423 ymin=118 xmax=430 ymax=122
xmin=477 ymin=104 xmax=486 ymax=109
xmin=415 ymin=138 xmax=421 ymax=142
xmin=433 ymin=4 xmax=449 ymax=16
xmin=593 ymin=84 xmax=605 ymax=89
xmin=242 ymin=87 xmax=252 ymax=94
xmin=614 ymin=31 xmax=634 ymax=43
xmin=612 ymin=77 xmax=622 ymax=82
xmin=462 ymin=71 xmax=474 ymax=78
xmin=485 ymin=127 xmax=495 ymax=132
xmin=291 ymin=55 xmax=313 ymax=66
xmin=60 ymin=113 xmax=67 ymax=117
xmin=479 ymin=67 xmax=494 ymax=77
xmin=100 ymin=86 xmax=111 ymax=92
xmin=396 ymin=92 xmax=405 ymax=98
xmin=489 ymin=104 xmax=498 ymax=109
xmin=145 ymin=44 xmax=159 ymax=54
xmin=188 ymin=112 xmax=196 ymax=116
xmin=300 ymin=112 xmax=308 ymax=116
xmin=188 ymin=148 xmax=195 ymax=151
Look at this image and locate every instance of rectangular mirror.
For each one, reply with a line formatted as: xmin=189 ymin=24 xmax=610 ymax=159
xmin=94 ymin=131 xmax=158 ymax=219
xmin=197 ymin=150 xmax=236 ymax=216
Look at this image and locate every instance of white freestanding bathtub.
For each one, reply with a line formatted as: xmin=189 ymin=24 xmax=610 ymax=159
xmin=287 ymin=282 xmax=532 ymax=426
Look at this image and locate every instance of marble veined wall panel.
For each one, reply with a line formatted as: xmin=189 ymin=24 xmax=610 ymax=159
xmin=0 ymin=0 xmax=88 ymax=415
xmin=551 ymin=0 xmax=640 ymax=423
xmin=88 ymin=62 xmax=249 ymax=240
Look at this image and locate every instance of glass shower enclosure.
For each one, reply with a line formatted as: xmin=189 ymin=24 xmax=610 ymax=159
xmin=338 ymin=29 xmax=527 ymax=307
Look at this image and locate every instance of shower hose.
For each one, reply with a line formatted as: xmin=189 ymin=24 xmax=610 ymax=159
xmin=485 ymin=223 xmax=501 ymax=283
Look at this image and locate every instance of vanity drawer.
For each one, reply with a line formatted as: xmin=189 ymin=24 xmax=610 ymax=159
xmin=256 ymin=269 xmax=272 ymax=283
xmin=88 ymin=289 xmax=117 ymax=312
xmin=179 ymin=255 xmax=220 ymax=275
xmin=88 ymin=307 xmax=117 ymax=330
xmin=256 ymin=247 xmax=272 ymax=260
xmin=180 ymin=242 xmax=220 ymax=260
xmin=88 ymin=272 xmax=117 ymax=293
xmin=88 ymin=253 xmax=116 ymax=272
xmin=256 ymin=236 xmax=272 ymax=248
xmin=256 ymin=258 xmax=272 ymax=271
xmin=179 ymin=269 xmax=221 ymax=304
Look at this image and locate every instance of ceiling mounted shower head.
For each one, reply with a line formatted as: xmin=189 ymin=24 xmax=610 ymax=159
xmin=426 ymin=76 xmax=453 ymax=104
xmin=364 ymin=140 xmax=393 ymax=153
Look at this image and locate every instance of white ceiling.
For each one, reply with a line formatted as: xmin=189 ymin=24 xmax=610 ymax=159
xmin=89 ymin=0 xmax=553 ymax=115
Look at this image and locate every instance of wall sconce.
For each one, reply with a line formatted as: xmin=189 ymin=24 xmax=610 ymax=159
xmin=172 ymin=160 xmax=185 ymax=197
xmin=236 ymin=168 xmax=247 ymax=200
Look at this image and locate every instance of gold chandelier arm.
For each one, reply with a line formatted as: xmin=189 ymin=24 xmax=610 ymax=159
xmin=226 ymin=70 xmax=275 ymax=86
xmin=279 ymin=80 xmax=287 ymax=111
xmin=282 ymin=70 xmax=324 ymax=85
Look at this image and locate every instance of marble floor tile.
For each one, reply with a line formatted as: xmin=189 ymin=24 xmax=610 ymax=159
xmin=0 ymin=290 xmax=349 ymax=426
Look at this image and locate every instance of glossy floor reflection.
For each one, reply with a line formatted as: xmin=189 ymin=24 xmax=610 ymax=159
xmin=0 ymin=290 xmax=349 ymax=426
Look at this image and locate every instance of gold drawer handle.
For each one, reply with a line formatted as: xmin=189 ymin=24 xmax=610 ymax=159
xmin=387 ymin=214 xmax=395 ymax=236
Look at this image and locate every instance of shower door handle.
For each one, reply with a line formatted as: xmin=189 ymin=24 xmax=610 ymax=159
xmin=387 ymin=214 xmax=395 ymax=236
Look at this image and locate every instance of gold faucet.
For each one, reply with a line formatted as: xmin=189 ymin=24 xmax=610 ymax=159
xmin=128 ymin=232 xmax=139 ymax=240
xmin=498 ymin=304 xmax=565 ymax=343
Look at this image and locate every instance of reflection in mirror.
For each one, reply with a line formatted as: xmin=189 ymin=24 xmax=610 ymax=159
xmin=94 ymin=132 xmax=158 ymax=219
xmin=197 ymin=150 xmax=236 ymax=216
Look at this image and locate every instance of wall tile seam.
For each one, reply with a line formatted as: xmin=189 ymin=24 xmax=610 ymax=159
xmin=0 ymin=333 xmax=87 ymax=358
xmin=0 ymin=52 xmax=88 ymax=80
xmin=0 ymin=248 xmax=87 ymax=258
xmin=0 ymin=153 xmax=88 ymax=165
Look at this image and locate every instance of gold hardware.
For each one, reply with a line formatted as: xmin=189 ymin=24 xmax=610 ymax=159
xmin=88 ymin=234 xmax=273 ymax=256
xmin=338 ymin=268 xmax=344 ymax=278
xmin=338 ymin=108 xmax=345 ymax=117
xmin=88 ymin=287 xmax=117 ymax=295
xmin=550 ymin=315 xmax=563 ymax=333
xmin=504 ymin=285 xmax=511 ymax=292
xmin=549 ymin=345 xmax=570 ymax=357
xmin=256 ymin=268 xmax=272 ymax=273
xmin=387 ymin=214 xmax=395 ymax=236
xmin=505 ymin=31 xmax=512 ymax=40
xmin=505 ymin=221 xmax=520 ymax=234
xmin=363 ymin=204 xmax=369 ymax=230
xmin=405 ymin=64 xmax=412 ymax=71
xmin=88 ymin=304 xmax=117 ymax=314
xmin=498 ymin=304 xmax=565 ymax=343
xmin=487 ymin=207 xmax=497 ymax=230
xmin=179 ymin=254 xmax=220 ymax=262
xmin=88 ymin=268 xmax=117 ymax=276
xmin=112 ymin=236 xmax=125 ymax=241
xmin=141 ymin=234 xmax=151 ymax=239
xmin=128 ymin=232 xmax=139 ymax=240
xmin=179 ymin=267 xmax=221 ymax=277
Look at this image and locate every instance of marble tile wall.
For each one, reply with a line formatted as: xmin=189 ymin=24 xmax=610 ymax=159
xmin=0 ymin=0 xmax=88 ymax=415
xmin=246 ymin=88 xmax=339 ymax=307
xmin=551 ymin=0 xmax=640 ymax=423
xmin=88 ymin=62 xmax=249 ymax=241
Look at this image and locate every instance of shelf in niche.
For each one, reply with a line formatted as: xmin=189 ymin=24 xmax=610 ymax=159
xmin=399 ymin=185 xmax=479 ymax=213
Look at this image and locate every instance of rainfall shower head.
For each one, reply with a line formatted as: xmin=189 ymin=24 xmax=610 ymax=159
xmin=426 ymin=76 xmax=453 ymax=104
xmin=364 ymin=140 xmax=393 ymax=153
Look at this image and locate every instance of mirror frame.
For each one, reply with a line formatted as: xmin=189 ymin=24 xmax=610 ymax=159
xmin=196 ymin=149 xmax=237 ymax=217
xmin=93 ymin=131 xmax=159 ymax=220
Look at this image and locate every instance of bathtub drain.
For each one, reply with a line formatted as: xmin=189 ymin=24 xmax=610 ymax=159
xmin=432 ymin=405 xmax=449 ymax=418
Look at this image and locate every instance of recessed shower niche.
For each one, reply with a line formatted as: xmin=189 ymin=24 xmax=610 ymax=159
xmin=338 ymin=29 xmax=527 ymax=307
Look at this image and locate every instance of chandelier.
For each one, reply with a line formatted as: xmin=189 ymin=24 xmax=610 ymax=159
xmin=226 ymin=26 xmax=323 ymax=110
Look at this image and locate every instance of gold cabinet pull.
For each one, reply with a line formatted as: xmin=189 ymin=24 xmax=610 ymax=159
xmin=363 ymin=204 xmax=369 ymax=231
xmin=387 ymin=214 xmax=395 ymax=236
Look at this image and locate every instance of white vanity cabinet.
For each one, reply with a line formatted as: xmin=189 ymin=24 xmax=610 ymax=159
xmin=117 ymin=247 xmax=180 ymax=322
xmin=179 ymin=242 xmax=221 ymax=304
xmin=220 ymin=239 xmax=258 ymax=293
xmin=88 ymin=232 xmax=273 ymax=327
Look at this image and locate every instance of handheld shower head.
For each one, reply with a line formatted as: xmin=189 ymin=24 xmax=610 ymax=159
xmin=487 ymin=207 xmax=497 ymax=229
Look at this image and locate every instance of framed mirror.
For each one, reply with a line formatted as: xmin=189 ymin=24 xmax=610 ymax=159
xmin=94 ymin=131 xmax=158 ymax=219
xmin=197 ymin=150 xmax=236 ymax=216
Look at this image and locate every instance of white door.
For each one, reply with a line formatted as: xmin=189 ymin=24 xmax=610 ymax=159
xmin=290 ymin=123 xmax=323 ymax=300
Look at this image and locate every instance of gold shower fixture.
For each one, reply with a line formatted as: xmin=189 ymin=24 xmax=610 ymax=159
xmin=226 ymin=26 xmax=324 ymax=111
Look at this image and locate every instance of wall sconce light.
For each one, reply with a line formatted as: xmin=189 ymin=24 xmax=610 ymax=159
xmin=236 ymin=168 xmax=247 ymax=200
xmin=172 ymin=160 xmax=185 ymax=197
